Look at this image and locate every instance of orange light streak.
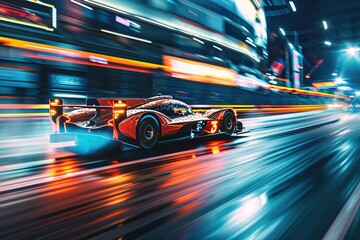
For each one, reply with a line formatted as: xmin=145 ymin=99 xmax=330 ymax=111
xmin=0 ymin=36 xmax=169 ymax=70
xmin=271 ymin=85 xmax=348 ymax=100
xmin=163 ymin=55 xmax=237 ymax=87
xmin=23 ymin=53 xmax=154 ymax=74
xmin=0 ymin=104 xmax=48 ymax=109
xmin=0 ymin=113 xmax=48 ymax=118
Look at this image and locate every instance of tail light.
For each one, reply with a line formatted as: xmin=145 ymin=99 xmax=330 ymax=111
xmin=50 ymin=99 xmax=63 ymax=118
xmin=49 ymin=99 xmax=63 ymax=132
xmin=113 ymin=100 xmax=127 ymax=139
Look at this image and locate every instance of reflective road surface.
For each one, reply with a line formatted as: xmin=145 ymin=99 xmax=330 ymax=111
xmin=1 ymin=110 xmax=360 ymax=239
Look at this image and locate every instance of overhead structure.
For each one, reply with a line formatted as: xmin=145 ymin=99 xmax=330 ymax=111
xmin=263 ymin=0 xmax=295 ymax=16
xmin=320 ymin=0 xmax=360 ymax=47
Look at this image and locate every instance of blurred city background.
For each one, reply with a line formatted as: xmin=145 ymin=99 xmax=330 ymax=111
xmin=0 ymin=0 xmax=358 ymax=108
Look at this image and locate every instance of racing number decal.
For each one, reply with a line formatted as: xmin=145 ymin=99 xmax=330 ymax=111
xmin=210 ymin=121 xmax=218 ymax=133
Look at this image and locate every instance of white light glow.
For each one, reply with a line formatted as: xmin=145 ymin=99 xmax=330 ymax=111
xmin=245 ymin=39 xmax=256 ymax=47
xmin=242 ymin=26 xmax=250 ymax=33
xmin=230 ymin=193 xmax=267 ymax=224
xmin=71 ymin=0 xmax=93 ymax=10
xmin=339 ymin=86 xmax=350 ymax=90
xmin=52 ymin=7 xmax=57 ymax=29
xmin=325 ymin=41 xmax=332 ymax=46
xmin=246 ymin=37 xmax=254 ymax=43
xmin=54 ymin=93 xmax=87 ymax=99
xmin=288 ymin=43 xmax=294 ymax=49
xmin=332 ymin=72 xmax=338 ymax=76
xmin=89 ymin=55 xmax=108 ymax=64
xmin=322 ymin=20 xmax=328 ymax=30
xmin=356 ymin=91 xmax=360 ymax=96
xmin=347 ymin=47 xmax=357 ymax=56
xmin=213 ymin=45 xmax=223 ymax=51
xmin=336 ymin=77 xmax=345 ymax=84
xmin=279 ymin=28 xmax=286 ymax=36
xmin=129 ymin=20 xmax=141 ymax=29
xmin=192 ymin=37 xmax=204 ymax=44
xmin=235 ymin=0 xmax=257 ymax=23
xmin=101 ymin=29 xmax=152 ymax=43
xmin=289 ymin=1 xmax=297 ymax=12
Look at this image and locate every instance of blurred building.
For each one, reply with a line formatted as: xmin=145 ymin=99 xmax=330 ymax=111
xmin=0 ymin=0 xmax=273 ymax=103
xmin=0 ymin=0 xmax=344 ymax=104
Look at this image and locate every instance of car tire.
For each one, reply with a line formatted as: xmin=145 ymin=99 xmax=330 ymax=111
xmin=137 ymin=115 xmax=160 ymax=149
xmin=221 ymin=111 xmax=236 ymax=136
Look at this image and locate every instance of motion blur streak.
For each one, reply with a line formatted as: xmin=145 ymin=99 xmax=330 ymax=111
xmin=0 ymin=104 xmax=48 ymax=109
xmin=1 ymin=110 xmax=360 ymax=239
xmin=0 ymin=113 xmax=48 ymax=118
xmin=0 ymin=104 xmax=334 ymax=119
xmin=0 ymin=37 xmax=168 ymax=70
xmin=22 ymin=52 xmax=154 ymax=74
xmin=0 ymin=36 xmax=346 ymax=100
xmin=271 ymin=85 xmax=349 ymax=100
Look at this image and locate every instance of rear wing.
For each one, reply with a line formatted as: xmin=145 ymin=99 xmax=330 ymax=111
xmin=49 ymin=98 xmax=127 ymax=139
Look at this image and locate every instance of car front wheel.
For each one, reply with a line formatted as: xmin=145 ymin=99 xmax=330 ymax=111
xmin=221 ymin=111 xmax=236 ymax=136
xmin=137 ymin=115 xmax=160 ymax=149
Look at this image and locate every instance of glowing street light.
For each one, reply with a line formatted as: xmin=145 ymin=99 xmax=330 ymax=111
xmin=335 ymin=77 xmax=345 ymax=84
xmin=347 ymin=47 xmax=357 ymax=56
xmin=324 ymin=41 xmax=332 ymax=46
xmin=269 ymin=80 xmax=278 ymax=85
xmin=279 ymin=28 xmax=286 ymax=36
xmin=332 ymin=72 xmax=338 ymax=76
xmin=322 ymin=20 xmax=328 ymax=30
xmin=289 ymin=1 xmax=297 ymax=12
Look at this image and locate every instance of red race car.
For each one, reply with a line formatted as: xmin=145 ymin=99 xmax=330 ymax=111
xmin=49 ymin=95 xmax=246 ymax=150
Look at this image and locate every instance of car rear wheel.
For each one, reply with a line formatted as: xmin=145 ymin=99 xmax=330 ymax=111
xmin=137 ymin=115 xmax=160 ymax=149
xmin=221 ymin=111 xmax=236 ymax=136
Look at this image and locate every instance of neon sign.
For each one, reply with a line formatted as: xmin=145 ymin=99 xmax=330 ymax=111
xmin=0 ymin=0 xmax=56 ymax=31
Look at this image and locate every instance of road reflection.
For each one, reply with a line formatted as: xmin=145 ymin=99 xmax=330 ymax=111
xmin=1 ymin=111 xmax=360 ymax=239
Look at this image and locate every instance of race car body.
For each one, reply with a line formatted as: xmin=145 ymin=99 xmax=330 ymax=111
xmin=49 ymin=95 xmax=245 ymax=150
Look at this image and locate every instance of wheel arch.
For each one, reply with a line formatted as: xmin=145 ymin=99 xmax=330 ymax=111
xmin=205 ymin=108 xmax=236 ymax=121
